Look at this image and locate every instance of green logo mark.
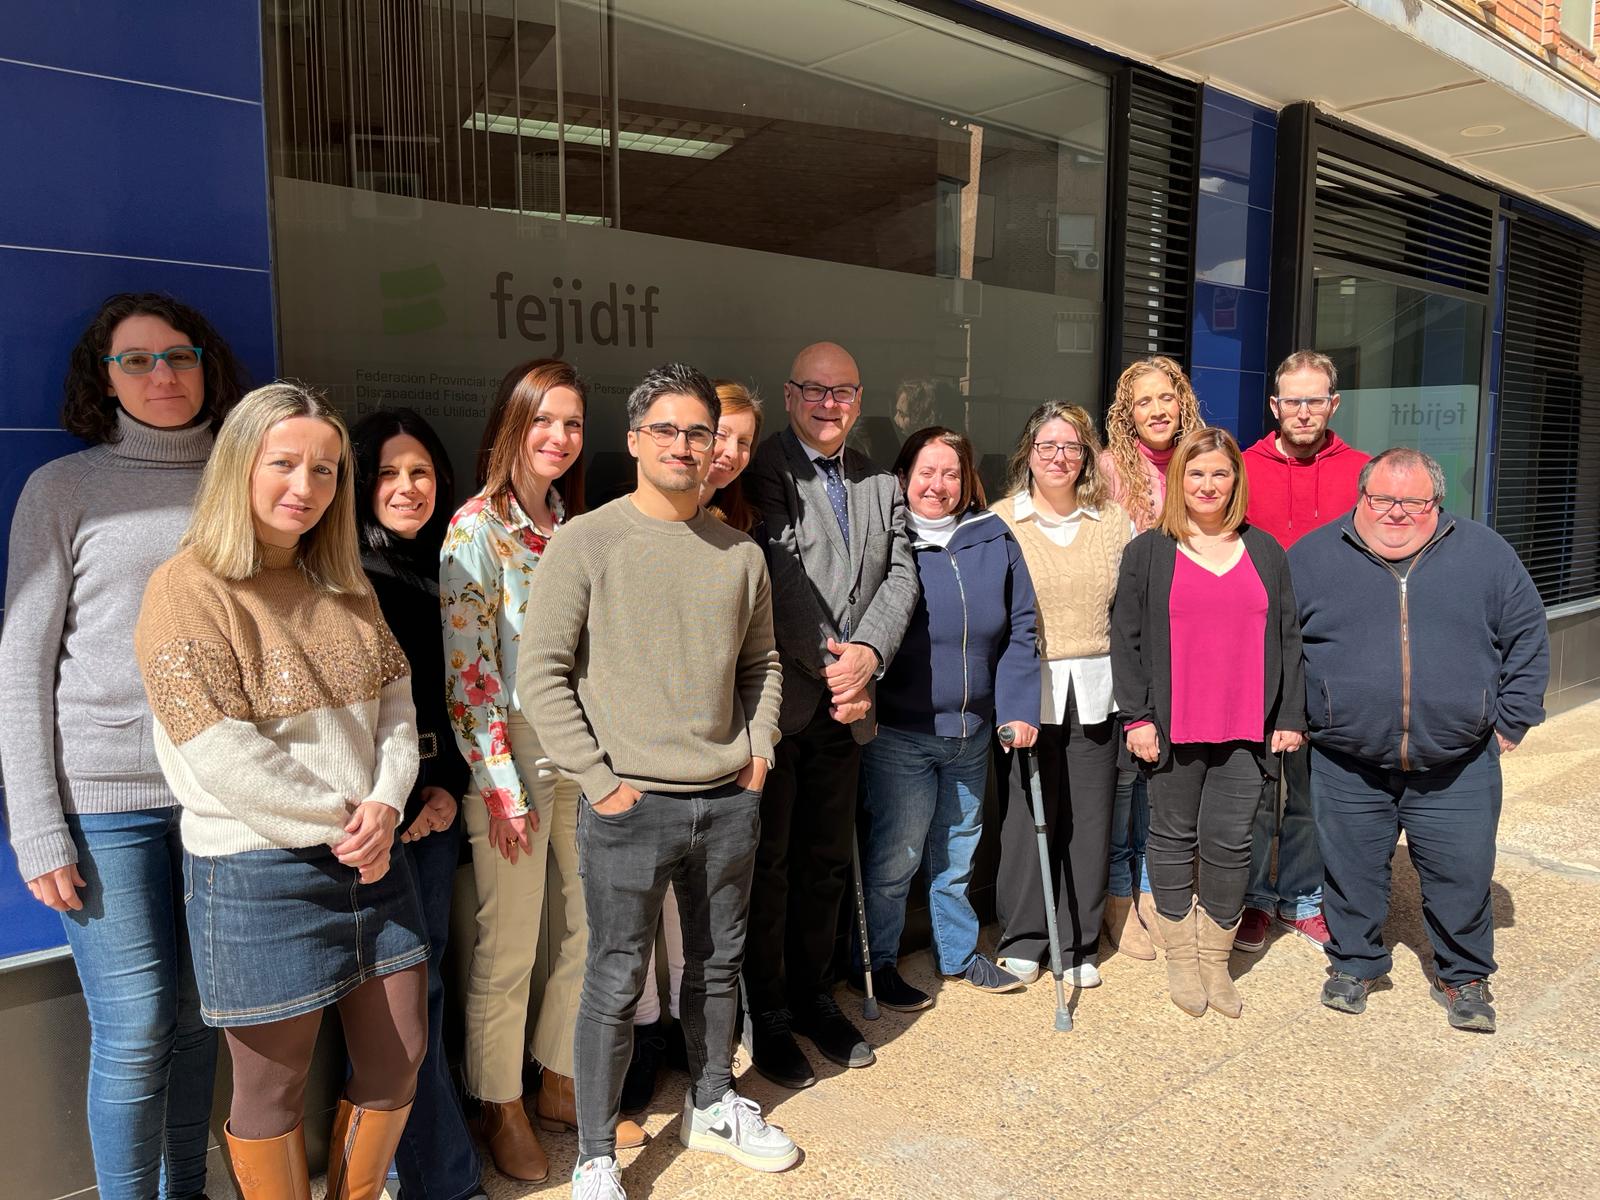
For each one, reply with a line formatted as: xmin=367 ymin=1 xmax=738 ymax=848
xmin=380 ymin=264 xmax=447 ymax=334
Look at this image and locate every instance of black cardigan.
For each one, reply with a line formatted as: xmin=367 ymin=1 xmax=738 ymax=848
xmin=1110 ymin=523 xmax=1306 ymax=778
xmin=363 ymin=548 xmax=471 ymax=826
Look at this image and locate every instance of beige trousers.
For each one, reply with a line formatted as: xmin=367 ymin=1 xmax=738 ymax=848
xmin=462 ymin=711 xmax=587 ymax=1101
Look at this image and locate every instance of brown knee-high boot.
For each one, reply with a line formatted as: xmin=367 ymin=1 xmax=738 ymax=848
xmin=1195 ymin=908 xmax=1244 ymax=1018
xmin=325 ymin=1098 xmax=414 ymax=1200
xmin=1156 ymin=904 xmax=1207 ymax=1017
xmin=224 ymin=1122 xmax=312 ymax=1200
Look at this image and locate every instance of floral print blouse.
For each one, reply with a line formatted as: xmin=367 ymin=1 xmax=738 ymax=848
xmin=441 ymin=486 xmax=564 ymax=819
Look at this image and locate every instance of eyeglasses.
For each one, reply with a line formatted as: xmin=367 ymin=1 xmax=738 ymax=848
xmin=1032 ymin=441 xmax=1087 ymax=461
xmin=1273 ymin=395 xmax=1334 ymax=413
xmin=102 ymin=346 xmax=204 ymax=374
xmin=788 ymin=380 xmax=861 ymax=406
xmin=633 ymin=422 xmax=715 ymax=452
xmin=1362 ymin=492 xmax=1435 ymax=516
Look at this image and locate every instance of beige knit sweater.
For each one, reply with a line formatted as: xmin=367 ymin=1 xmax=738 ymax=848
xmin=134 ymin=543 xmax=418 ymax=857
xmin=992 ymin=493 xmax=1132 ymax=660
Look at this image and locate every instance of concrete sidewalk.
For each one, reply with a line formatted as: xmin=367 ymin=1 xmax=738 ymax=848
xmin=477 ymin=705 xmax=1600 ymax=1200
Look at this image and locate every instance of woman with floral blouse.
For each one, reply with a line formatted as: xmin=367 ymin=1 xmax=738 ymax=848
xmin=442 ymin=358 xmax=644 ymax=1182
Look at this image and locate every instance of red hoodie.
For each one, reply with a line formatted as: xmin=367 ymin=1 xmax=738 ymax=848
xmin=1243 ymin=431 xmax=1369 ymax=548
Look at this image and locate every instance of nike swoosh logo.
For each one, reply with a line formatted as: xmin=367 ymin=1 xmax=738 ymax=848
xmin=707 ymin=1121 xmax=735 ymax=1140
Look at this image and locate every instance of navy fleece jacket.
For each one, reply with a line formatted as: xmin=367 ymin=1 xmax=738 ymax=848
xmin=875 ymin=509 xmax=1039 ymax=738
xmin=1289 ymin=510 xmax=1549 ymax=772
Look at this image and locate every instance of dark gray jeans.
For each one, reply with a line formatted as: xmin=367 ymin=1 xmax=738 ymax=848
xmin=574 ymin=781 xmax=760 ymax=1160
xmin=1146 ymin=741 xmax=1266 ymax=927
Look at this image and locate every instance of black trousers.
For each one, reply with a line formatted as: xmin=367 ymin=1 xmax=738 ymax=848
xmin=995 ymin=697 xmax=1117 ymax=969
xmin=1146 ymin=741 xmax=1266 ymax=926
xmin=743 ymin=697 xmax=861 ymax=1013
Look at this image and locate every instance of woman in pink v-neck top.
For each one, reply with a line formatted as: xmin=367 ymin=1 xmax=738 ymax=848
xmin=1111 ymin=428 xmax=1306 ymax=1022
xmin=1168 ymin=542 xmax=1267 ymax=744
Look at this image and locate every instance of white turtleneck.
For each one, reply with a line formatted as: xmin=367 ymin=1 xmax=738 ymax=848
xmin=908 ymin=509 xmax=959 ymax=548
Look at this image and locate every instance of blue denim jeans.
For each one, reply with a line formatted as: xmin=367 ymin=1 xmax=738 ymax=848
xmin=393 ymin=816 xmax=484 ymax=1200
xmin=1245 ymin=743 xmax=1323 ymax=919
xmin=1108 ymin=766 xmax=1152 ymax=897
xmin=62 ymin=807 xmax=218 ymax=1200
xmin=857 ymin=726 xmax=990 ymax=976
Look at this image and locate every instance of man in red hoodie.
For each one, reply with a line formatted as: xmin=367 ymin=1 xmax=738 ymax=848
xmin=1238 ymin=350 xmax=1369 ymax=953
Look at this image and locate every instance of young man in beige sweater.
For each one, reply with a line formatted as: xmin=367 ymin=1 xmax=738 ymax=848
xmin=519 ymin=363 xmax=794 ymax=1200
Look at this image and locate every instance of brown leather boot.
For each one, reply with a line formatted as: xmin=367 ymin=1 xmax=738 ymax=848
xmin=1136 ymin=891 xmax=1167 ymax=951
xmin=478 ymin=1098 xmax=549 ymax=1183
xmin=1156 ymin=905 xmax=1207 ymax=1017
xmin=325 ymin=1098 xmax=414 ymax=1200
xmin=536 ymin=1068 xmax=648 ymax=1148
xmin=1195 ymin=908 xmax=1244 ymax=1018
xmin=1105 ymin=894 xmax=1155 ymax=960
xmin=224 ymin=1121 xmax=312 ymax=1200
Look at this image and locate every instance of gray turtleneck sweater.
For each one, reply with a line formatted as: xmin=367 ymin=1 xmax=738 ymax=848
xmin=0 ymin=410 xmax=213 ymax=882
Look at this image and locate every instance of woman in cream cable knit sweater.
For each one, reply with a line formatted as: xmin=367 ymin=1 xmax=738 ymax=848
xmin=135 ymin=383 xmax=426 ymax=1200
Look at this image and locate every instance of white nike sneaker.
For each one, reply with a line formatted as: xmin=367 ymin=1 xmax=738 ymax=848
xmin=680 ymin=1088 xmax=800 ymax=1172
xmin=571 ymin=1155 xmax=625 ymax=1199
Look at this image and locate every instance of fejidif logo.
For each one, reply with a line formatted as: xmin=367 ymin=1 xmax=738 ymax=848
xmin=380 ymin=264 xmax=447 ymax=334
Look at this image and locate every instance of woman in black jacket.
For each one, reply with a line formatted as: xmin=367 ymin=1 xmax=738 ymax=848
xmin=1111 ymin=427 xmax=1305 ymax=1019
xmin=352 ymin=408 xmax=486 ymax=1200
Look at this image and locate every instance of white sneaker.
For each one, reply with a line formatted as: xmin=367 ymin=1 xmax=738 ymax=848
xmin=999 ymin=957 xmax=1040 ymax=983
xmin=680 ymin=1089 xmax=800 ymax=1172
xmin=1066 ymin=961 xmax=1102 ymax=988
xmin=571 ymin=1155 xmax=625 ymax=1199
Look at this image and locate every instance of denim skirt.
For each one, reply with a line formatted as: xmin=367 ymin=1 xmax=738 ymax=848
xmin=183 ymin=844 xmax=429 ymax=1027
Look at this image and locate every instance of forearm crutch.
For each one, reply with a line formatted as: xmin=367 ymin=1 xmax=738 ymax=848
xmin=850 ymin=832 xmax=880 ymax=1020
xmin=1000 ymin=726 xmax=1072 ymax=1033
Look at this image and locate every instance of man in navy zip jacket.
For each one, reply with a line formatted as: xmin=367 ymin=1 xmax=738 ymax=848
xmin=1289 ymin=448 xmax=1548 ymax=1033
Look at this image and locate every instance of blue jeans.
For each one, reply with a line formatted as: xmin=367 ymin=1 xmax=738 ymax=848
xmin=62 ymin=808 xmax=218 ymax=1200
xmin=1245 ymin=743 xmax=1323 ymax=919
xmin=1108 ymin=766 xmax=1152 ymax=897
xmin=393 ymin=816 xmax=484 ymax=1200
xmin=857 ymin=726 xmax=990 ymax=976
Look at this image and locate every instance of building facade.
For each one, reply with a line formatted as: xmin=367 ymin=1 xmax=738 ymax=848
xmin=3 ymin=2 xmax=1599 ymax=1194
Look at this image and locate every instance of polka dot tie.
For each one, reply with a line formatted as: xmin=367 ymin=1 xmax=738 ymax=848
xmin=818 ymin=456 xmax=850 ymax=545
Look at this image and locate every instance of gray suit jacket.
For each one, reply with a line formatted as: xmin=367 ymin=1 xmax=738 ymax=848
xmin=746 ymin=427 xmax=919 ymax=742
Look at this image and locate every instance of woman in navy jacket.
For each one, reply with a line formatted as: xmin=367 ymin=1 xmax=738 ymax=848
xmin=854 ymin=427 xmax=1039 ymax=1009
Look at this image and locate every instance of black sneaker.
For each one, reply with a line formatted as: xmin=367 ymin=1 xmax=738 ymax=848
xmin=791 ymin=992 xmax=876 ymax=1068
xmin=948 ymin=955 xmax=1025 ymax=994
xmin=848 ymin=966 xmax=933 ymax=1012
xmin=1320 ymin=971 xmax=1374 ymax=1015
xmin=1432 ymin=979 xmax=1496 ymax=1033
xmin=620 ymin=1020 xmax=669 ymax=1114
xmin=746 ymin=1008 xmax=816 ymax=1089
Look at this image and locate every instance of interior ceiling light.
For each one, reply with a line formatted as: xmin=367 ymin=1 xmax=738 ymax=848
xmin=467 ymin=110 xmax=742 ymax=160
xmin=1460 ymin=124 xmax=1506 ymax=138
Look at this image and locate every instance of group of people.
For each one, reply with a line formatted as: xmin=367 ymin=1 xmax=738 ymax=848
xmin=0 ymin=291 xmax=1550 ymax=1200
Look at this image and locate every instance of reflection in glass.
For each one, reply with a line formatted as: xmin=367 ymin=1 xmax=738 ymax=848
xmin=1312 ymin=271 xmax=1485 ymax=509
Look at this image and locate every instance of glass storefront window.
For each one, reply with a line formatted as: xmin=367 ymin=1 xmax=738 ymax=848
xmin=1311 ymin=269 xmax=1486 ymax=510
xmin=264 ymin=0 xmax=1111 ymax=502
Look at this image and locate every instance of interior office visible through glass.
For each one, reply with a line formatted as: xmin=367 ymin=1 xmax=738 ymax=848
xmin=1311 ymin=268 xmax=1486 ymax=511
xmin=263 ymin=0 xmax=1112 ymax=501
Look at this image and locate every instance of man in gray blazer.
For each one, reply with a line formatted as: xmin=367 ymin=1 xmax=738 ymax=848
xmin=742 ymin=341 xmax=919 ymax=1088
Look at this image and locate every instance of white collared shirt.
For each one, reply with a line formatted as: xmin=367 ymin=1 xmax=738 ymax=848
xmin=1009 ymin=490 xmax=1129 ymax=727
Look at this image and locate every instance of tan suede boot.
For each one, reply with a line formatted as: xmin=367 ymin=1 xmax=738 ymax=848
xmin=1105 ymin=894 xmax=1156 ymax=960
xmin=224 ymin=1122 xmax=312 ymax=1200
xmin=479 ymin=1098 xmax=549 ymax=1182
xmin=1195 ymin=908 xmax=1244 ymax=1018
xmin=536 ymin=1068 xmax=647 ymax=1148
xmin=1156 ymin=906 xmax=1207 ymax=1017
xmin=1136 ymin=891 xmax=1167 ymax=951
xmin=325 ymin=1098 xmax=414 ymax=1200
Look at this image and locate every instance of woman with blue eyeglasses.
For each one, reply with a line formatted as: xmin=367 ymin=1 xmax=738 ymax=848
xmin=0 ymin=293 xmax=245 ymax=1200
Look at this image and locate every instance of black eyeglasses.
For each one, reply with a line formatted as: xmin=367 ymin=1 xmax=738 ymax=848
xmin=1273 ymin=395 xmax=1334 ymax=413
xmin=788 ymin=380 xmax=861 ymax=406
xmin=1362 ymin=491 xmax=1435 ymax=515
xmin=102 ymin=346 xmax=204 ymax=374
xmin=1032 ymin=441 xmax=1087 ymax=461
xmin=633 ymin=422 xmax=715 ymax=452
